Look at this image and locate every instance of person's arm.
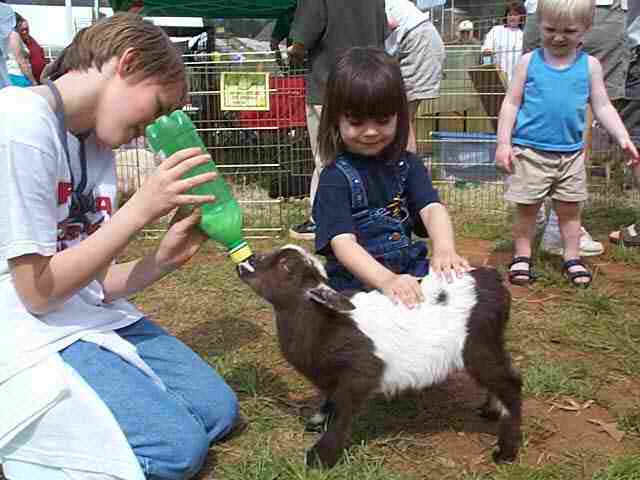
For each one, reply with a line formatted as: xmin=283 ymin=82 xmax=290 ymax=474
xmin=10 ymin=149 xmax=215 ymax=315
xmin=482 ymin=26 xmax=495 ymax=53
xmin=287 ymin=0 xmax=327 ymax=64
xmin=9 ymin=31 xmax=36 ymax=84
xmin=97 ymin=207 xmax=207 ymax=302
xmin=495 ymin=53 xmax=531 ymax=173
xmin=419 ymin=203 xmax=470 ymax=282
xmin=589 ymin=56 xmax=640 ymax=164
xmin=331 ymin=233 xmax=424 ymax=307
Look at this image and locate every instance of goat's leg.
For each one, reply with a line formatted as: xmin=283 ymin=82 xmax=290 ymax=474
xmin=305 ymin=399 xmax=336 ymax=433
xmin=305 ymin=380 xmax=373 ymax=468
xmin=465 ymin=352 xmax=522 ymax=463
xmin=478 ymin=392 xmax=504 ymax=421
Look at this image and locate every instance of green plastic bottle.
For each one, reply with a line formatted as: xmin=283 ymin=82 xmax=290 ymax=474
xmin=145 ymin=110 xmax=253 ymax=264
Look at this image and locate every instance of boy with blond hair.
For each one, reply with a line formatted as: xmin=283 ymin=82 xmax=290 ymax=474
xmin=497 ymin=0 xmax=639 ymax=287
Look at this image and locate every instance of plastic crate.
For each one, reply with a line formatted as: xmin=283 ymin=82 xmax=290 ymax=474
xmin=430 ymin=131 xmax=498 ymax=181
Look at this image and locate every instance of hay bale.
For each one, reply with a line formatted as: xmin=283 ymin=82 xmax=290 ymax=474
xmin=114 ymin=148 xmax=158 ymax=196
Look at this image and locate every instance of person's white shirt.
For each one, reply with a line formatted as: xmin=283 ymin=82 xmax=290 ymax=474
xmin=0 ymin=3 xmax=14 ymax=88
xmin=482 ymin=24 xmax=523 ymax=83
xmin=0 ymin=86 xmax=151 ymax=479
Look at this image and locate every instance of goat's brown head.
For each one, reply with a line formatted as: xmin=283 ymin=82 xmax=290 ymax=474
xmin=237 ymin=245 xmax=355 ymax=312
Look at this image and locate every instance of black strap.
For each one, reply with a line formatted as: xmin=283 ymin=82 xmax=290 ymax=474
xmin=46 ymin=80 xmax=95 ymax=221
xmin=46 ymin=79 xmax=92 ymax=195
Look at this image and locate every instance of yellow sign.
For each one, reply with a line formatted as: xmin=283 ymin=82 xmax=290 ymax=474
xmin=220 ymin=72 xmax=270 ymax=111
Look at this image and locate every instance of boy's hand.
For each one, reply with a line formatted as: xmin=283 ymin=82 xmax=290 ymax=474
xmin=130 ymin=148 xmax=217 ymax=224
xmin=155 ymin=208 xmax=208 ymax=274
xmin=496 ymin=144 xmax=514 ymax=173
xmin=382 ymin=274 xmax=424 ymax=309
xmin=621 ymin=138 xmax=640 ymax=167
xmin=430 ymin=250 xmax=471 ymax=283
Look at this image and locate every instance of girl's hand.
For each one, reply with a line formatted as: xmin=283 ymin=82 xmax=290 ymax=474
xmin=155 ymin=207 xmax=208 ymax=274
xmin=496 ymin=144 xmax=514 ymax=173
xmin=382 ymin=274 xmax=424 ymax=309
xmin=430 ymin=250 xmax=471 ymax=283
xmin=127 ymin=148 xmax=217 ymax=225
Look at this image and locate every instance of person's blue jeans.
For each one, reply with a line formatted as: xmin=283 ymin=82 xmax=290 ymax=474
xmin=60 ymin=318 xmax=239 ymax=480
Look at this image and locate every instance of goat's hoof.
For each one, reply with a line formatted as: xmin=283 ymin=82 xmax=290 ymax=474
xmin=304 ymin=448 xmax=325 ymax=469
xmin=477 ymin=406 xmax=501 ymax=421
xmin=304 ymin=410 xmax=333 ymax=433
xmin=492 ymin=448 xmax=518 ymax=464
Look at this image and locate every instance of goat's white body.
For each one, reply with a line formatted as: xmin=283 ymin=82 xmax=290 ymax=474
xmin=348 ymin=273 xmax=477 ymax=397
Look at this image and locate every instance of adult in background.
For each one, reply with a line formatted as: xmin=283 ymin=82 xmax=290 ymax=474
xmin=6 ymin=12 xmax=36 ymax=86
xmin=525 ymin=0 xmax=629 ymax=256
xmin=0 ymin=0 xmax=14 ymax=89
xmin=482 ymin=1 xmax=526 ymax=83
xmin=451 ymin=20 xmax=481 ymax=45
xmin=270 ymin=6 xmax=296 ymax=71
xmin=16 ymin=15 xmax=45 ymax=84
xmin=286 ymin=0 xmax=387 ymax=241
xmin=385 ymin=0 xmax=445 ymax=154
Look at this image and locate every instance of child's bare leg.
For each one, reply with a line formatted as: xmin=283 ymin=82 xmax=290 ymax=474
xmin=511 ymin=202 xmax=542 ymax=282
xmin=553 ymin=200 xmax=590 ymax=284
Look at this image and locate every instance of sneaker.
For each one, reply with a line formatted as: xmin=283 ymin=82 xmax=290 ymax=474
xmin=289 ymin=219 xmax=316 ymax=240
xmin=541 ymin=227 xmax=604 ymax=257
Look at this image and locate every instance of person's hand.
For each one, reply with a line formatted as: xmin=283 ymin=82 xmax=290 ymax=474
xmin=381 ymin=273 xmax=424 ymax=309
xmin=126 ymin=147 xmax=216 ymax=225
xmin=155 ymin=207 xmax=208 ymax=274
xmin=621 ymin=137 xmax=640 ymax=168
xmin=632 ymin=161 xmax=640 ymax=181
xmin=287 ymin=43 xmax=305 ymax=66
xmin=430 ymin=249 xmax=471 ymax=283
xmin=496 ymin=144 xmax=514 ymax=173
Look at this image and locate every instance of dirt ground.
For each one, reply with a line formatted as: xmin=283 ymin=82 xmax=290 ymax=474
xmin=1 ymin=237 xmax=638 ymax=480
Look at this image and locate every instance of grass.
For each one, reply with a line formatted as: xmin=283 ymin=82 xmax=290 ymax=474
xmin=116 ymin=200 xmax=640 ymax=480
xmin=523 ymin=356 xmax=596 ymax=401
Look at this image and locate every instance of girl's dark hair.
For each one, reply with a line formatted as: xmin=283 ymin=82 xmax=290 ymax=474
xmin=503 ymin=1 xmax=526 ymax=27
xmin=317 ymin=46 xmax=409 ymax=166
xmin=44 ymin=12 xmax=185 ymax=102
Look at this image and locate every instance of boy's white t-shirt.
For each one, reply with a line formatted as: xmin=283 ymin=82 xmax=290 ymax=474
xmin=0 ymin=87 xmax=150 ymax=478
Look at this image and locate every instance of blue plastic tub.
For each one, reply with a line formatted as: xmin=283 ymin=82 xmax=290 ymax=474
xmin=430 ymin=131 xmax=498 ymax=181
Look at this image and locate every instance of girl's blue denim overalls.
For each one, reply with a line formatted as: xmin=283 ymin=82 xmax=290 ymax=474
xmin=326 ymin=156 xmax=429 ymax=292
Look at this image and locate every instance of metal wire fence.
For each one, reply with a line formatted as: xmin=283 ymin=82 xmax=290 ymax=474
xmin=115 ymin=46 xmax=638 ymax=238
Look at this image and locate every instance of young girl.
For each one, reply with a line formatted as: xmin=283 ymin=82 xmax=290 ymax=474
xmin=0 ymin=13 xmax=238 ymax=480
xmin=313 ymin=46 xmax=470 ymax=309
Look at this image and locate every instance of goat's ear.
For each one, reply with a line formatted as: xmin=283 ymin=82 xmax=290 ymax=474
xmin=306 ymin=285 xmax=356 ymax=312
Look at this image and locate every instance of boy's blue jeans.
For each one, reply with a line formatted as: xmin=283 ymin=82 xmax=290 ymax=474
xmin=60 ymin=318 xmax=239 ymax=480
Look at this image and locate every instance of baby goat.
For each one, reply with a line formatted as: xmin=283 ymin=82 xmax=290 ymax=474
xmin=237 ymin=245 xmax=522 ymax=468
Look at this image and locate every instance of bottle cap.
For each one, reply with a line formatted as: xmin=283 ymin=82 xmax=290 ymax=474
xmin=229 ymin=242 xmax=253 ymax=264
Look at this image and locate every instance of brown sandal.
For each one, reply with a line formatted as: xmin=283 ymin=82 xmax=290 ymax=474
xmin=609 ymin=223 xmax=640 ymax=247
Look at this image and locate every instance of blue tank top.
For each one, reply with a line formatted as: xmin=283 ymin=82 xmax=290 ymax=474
xmin=512 ymin=49 xmax=590 ymax=152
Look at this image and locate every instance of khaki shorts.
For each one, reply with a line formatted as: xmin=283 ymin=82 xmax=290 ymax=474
xmin=504 ymin=146 xmax=588 ymax=204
